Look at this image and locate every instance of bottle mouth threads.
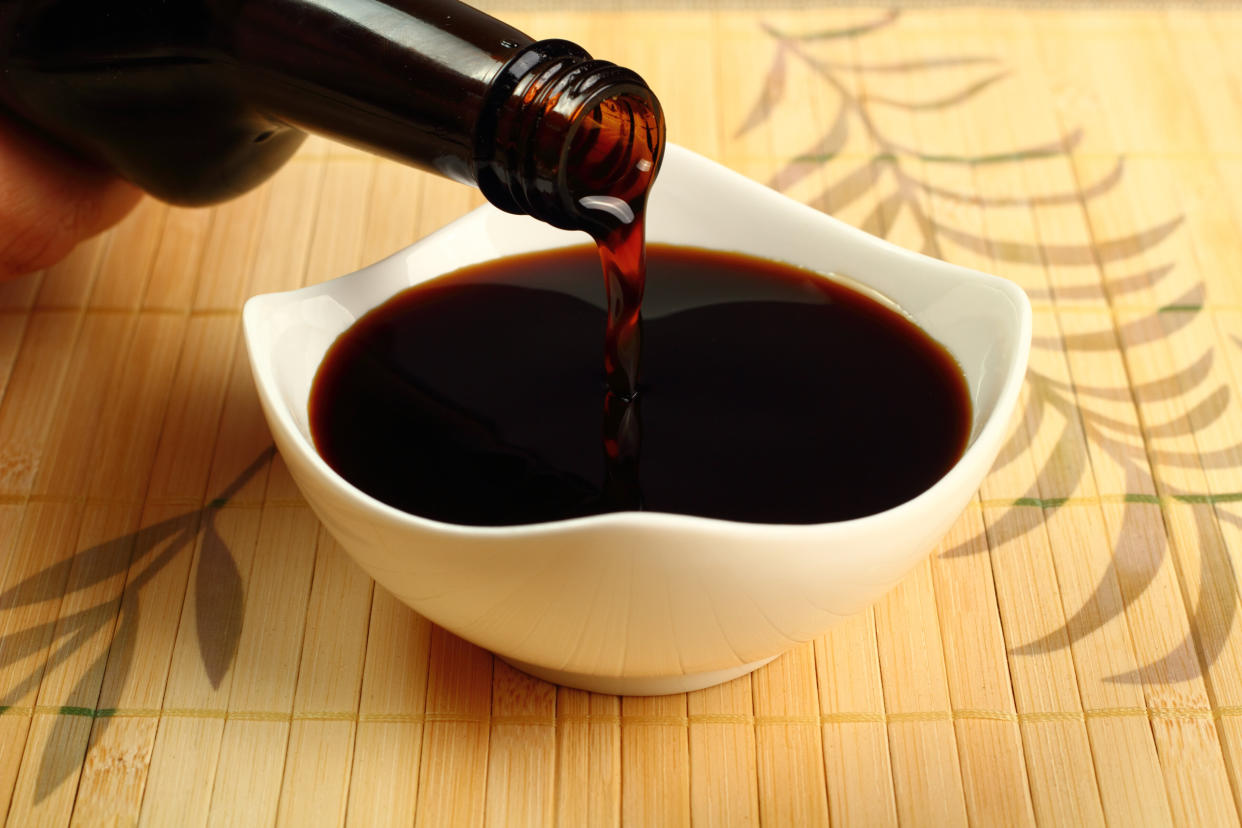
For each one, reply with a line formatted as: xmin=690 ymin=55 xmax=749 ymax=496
xmin=475 ymin=39 xmax=665 ymax=238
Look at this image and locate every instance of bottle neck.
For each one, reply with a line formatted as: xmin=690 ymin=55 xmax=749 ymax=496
xmin=0 ymin=0 xmax=665 ymax=226
xmin=473 ymin=40 xmax=665 ymax=237
xmin=237 ymin=8 xmax=665 ymax=236
xmin=231 ymin=0 xmax=533 ymax=186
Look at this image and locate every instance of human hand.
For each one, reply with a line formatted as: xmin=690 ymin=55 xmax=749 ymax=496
xmin=0 ymin=115 xmax=141 ymax=280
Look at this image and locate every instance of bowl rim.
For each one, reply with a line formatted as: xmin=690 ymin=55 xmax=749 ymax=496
xmin=243 ymin=144 xmax=1032 ymax=539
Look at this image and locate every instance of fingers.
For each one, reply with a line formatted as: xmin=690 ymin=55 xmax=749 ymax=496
xmin=0 ymin=116 xmax=142 ymax=280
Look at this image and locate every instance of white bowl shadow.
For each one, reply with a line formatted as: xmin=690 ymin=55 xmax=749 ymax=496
xmin=244 ymin=144 xmax=1031 ymax=695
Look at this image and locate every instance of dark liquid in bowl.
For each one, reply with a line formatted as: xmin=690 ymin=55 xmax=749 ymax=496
xmin=309 ymin=244 xmax=972 ymax=526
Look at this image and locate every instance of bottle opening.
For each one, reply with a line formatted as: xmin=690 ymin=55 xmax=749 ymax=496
xmin=564 ymin=92 xmax=664 ymax=237
xmin=474 ymin=41 xmax=665 ymax=237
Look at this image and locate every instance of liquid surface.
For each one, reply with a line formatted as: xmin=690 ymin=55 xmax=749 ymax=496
xmin=309 ymin=245 xmax=972 ymax=526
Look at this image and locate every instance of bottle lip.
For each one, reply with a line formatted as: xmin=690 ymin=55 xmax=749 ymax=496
xmin=473 ymin=39 xmax=586 ymax=218
xmin=544 ymin=70 xmax=666 ymax=236
xmin=474 ymin=39 xmax=664 ymax=235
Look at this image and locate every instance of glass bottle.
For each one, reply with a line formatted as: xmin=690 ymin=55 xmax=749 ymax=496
xmin=0 ymin=0 xmax=664 ymax=235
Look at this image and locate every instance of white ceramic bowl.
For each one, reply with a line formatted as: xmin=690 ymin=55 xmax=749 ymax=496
xmin=243 ymin=144 xmax=1030 ymax=695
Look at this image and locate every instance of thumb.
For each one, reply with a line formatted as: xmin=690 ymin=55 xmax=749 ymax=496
xmin=0 ymin=116 xmax=142 ymax=280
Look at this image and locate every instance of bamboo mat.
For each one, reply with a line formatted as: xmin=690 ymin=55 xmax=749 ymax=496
xmin=4 ymin=5 xmax=1242 ymax=826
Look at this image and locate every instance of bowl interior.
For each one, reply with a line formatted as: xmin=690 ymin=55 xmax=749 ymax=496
xmin=245 ymin=144 xmax=1029 ymax=499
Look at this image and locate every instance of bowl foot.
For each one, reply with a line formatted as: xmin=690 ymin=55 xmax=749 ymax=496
xmin=501 ymin=655 xmax=780 ymax=696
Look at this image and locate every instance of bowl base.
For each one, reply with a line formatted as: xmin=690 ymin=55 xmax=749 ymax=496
xmin=501 ymin=655 xmax=780 ymax=696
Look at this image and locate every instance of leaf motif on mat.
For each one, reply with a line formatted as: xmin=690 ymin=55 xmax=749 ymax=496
xmin=196 ymin=516 xmax=245 ymax=689
xmin=761 ymin=9 xmax=900 ymax=43
xmin=734 ymin=45 xmax=787 ymax=139
xmin=862 ymin=70 xmax=1010 ymax=111
xmin=0 ymin=448 xmax=274 ymax=803
xmin=36 ymin=598 xmax=139 ymax=803
xmin=742 ymin=13 xmax=1234 ymax=684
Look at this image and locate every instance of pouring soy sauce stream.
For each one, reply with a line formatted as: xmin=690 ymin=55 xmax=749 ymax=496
xmin=567 ymin=96 xmax=664 ymax=509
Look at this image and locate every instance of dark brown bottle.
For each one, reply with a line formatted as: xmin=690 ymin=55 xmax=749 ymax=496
xmin=0 ymin=0 xmax=664 ymax=236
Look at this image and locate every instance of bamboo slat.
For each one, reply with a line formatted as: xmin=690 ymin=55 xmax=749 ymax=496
xmin=414 ymin=629 xmax=492 ymax=828
xmin=484 ymin=662 xmax=557 ymax=827
xmin=620 ymin=694 xmax=691 ymax=826
xmin=554 ymin=689 xmax=621 ymax=827
xmin=752 ymin=647 xmax=830 ymax=827
xmin=686 ymin=677 xmax=758 ymax=827
xmin=275 ymin=531 xmax=373 ymax=827
xmin=6 ymin=6 xmax=1242 ymax=826
xmin=814 ymin=615 xmax=899 ymax=828
xmin=344 ymin=587 xmax=431 ymax=828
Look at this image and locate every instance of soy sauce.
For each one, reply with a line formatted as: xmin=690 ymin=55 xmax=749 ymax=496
xmin=309 ymin=244 xmax=971 ymax=526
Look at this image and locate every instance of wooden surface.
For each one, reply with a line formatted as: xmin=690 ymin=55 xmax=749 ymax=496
xmin=4 ymin=5 xmax=1242 ymax=825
